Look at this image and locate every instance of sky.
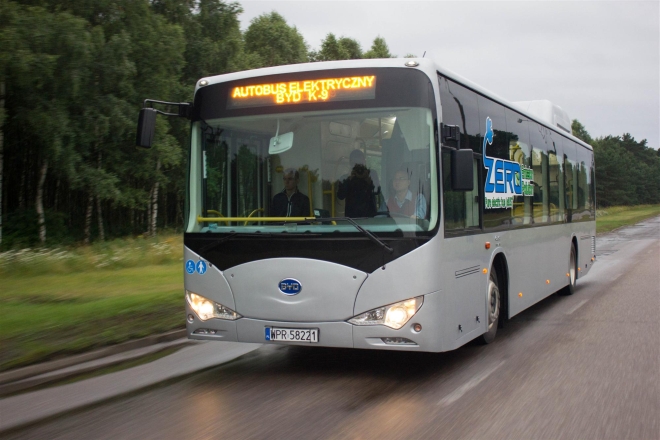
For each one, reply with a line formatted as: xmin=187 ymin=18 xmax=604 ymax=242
xmin=236 ymin=0 xmax=660 ymax=149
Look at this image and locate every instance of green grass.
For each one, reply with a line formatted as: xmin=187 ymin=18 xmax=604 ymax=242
xmin=0 ymin=264 xmax=184 ymax=372
xmin=596 ymin=204 xmax=660 ymax=234
xmin=0 ymin=234 xmax=183 ymax=277
xmin=0 ymin=234 xmax=186 ymax=372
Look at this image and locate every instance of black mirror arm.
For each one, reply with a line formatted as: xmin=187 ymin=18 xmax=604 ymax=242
xmin=142 ymin=99 xmax=192 ymax=120
xmin=442 ymin=124 xmax=461 ymax=149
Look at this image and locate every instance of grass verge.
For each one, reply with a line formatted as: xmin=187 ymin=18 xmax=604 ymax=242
xmin=596 ymin=204 xmax=660 ymax=234
xmin=0 ymin=264 xmax=184 ymax=372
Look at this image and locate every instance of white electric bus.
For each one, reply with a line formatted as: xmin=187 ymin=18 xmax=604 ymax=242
xmin=137 ymin=58 xmax=596 ymax=351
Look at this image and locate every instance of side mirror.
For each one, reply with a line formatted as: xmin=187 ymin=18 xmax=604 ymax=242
xmin=451 ymin=149 xmax=474 ymax=191
xmin=136 ymin=108 xmax=157 ymax=148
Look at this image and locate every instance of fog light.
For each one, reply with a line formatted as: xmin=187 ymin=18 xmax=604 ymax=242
xmin=193 ymin=329 xmax=217 ymax=335
xmin=413 ymin=323 xmax=422 ymax=332
xmin=381 ymin=337 xmax=416 ymax=345
xmin=187 ymin=314 xmax=194 ymax=323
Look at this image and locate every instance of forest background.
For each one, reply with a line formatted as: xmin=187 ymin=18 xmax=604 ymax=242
xmin=1 ymin=0 xmax=658 ymax=249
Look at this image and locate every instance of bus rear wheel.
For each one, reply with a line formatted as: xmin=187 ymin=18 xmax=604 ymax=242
xmin=560 ymin=243 xmax=577 ymax=296
xmin=479 ymin=269 xmax=500 ymax=344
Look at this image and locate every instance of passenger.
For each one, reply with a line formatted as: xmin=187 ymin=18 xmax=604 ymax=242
xmin=337 ymin=150 xmax=378 ymax=218
xmin=271 ymin=168 xmax=310 ymax=217
xmin=386 ymin=169 xmax=427 ymax=219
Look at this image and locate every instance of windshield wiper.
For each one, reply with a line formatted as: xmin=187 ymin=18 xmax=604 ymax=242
xmin=199 ymin=232 xmax=239 ymax=253
xmin=314 ymin=217 xmax=394 ymax=254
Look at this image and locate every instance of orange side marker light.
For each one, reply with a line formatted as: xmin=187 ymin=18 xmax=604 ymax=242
xmin=518 ymin=292 xmax=523 ymax=298
xmin=566 ymin=273 xmax=570 ymax=277
xmin=546 ymin=279 xmax=550 ymax=284
xmin=485 ymin=242 xmax=491 ymax=249
xmin=482 ymin=268 xmax=488 ymax=274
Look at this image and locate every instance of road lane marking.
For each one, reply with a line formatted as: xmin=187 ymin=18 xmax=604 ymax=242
xmin=438 ymin=361 xmax=505 ymax=406
xmin=566 ymin=299 xmax=589 ymax=315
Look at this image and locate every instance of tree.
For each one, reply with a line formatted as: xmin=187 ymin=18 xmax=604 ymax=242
xmin=337 ymin=37 xmax=362 ymax=59
xmin=571 ymin=119 xmax=593 ymax=144
xmin=244 ymin=12 xmax=308 ymax=67
xmin=1 ymin=2 xmax=92 ymax=245
xmin=183 ymin=0 xmax=250 ymax=83
xmin=592 ymin=133 xmax=660 ymax=207
xmin=313 ymin=33 xmax=348 ymax=61
xmin=311 ymin=34 xmax=364 ymax=61
xmin=363 ymin=36 xmax=393 ymax=59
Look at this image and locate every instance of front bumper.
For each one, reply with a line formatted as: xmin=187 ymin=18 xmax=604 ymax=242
xmin=185 ymin=290 xmax=445 ymax=352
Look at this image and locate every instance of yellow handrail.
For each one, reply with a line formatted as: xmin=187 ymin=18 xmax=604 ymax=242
xmin=322 ymin=181 xmax=336 ymax=217
xmin=198 ymin=216 xmax=317 ymax=223
xmin=243 ymin=208 xmax=265 ymax=226
xmin=306 ymin=170 xmax=314 ymax=217
xmin=205 ymin=210 xmax=229 ymax=225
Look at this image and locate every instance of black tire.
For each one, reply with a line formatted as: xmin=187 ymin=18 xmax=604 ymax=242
xmin=478 ymin=269 xmax=500 ymax=344
xmin=560 ymin=243 xmax=577 ymax=296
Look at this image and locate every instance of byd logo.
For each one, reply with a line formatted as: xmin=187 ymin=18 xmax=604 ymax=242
xmin=482 ymin=117 xmax=533 ymax=209
xmin=279 ymin=278 xmax=302 ymax=295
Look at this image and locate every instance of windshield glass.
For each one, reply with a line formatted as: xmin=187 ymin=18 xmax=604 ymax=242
xmin=186 ymin=107 xmax=437 ymax=234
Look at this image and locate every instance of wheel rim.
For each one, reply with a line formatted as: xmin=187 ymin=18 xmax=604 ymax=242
xmin=487 ymin=277 xmax=500 ymax=330
xmin=569 ymin=246 xmax=576 ymax=286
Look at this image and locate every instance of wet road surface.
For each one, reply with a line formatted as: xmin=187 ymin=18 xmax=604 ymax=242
xmin=7 ymin=217 xmax=659 ymax=439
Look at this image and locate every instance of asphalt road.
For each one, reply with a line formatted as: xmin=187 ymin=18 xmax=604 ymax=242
xmin=8 ymin=218 xmax=659 ymax=440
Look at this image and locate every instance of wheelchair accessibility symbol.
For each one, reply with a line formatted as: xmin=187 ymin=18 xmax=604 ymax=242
xmin=185 ymin=260 xmax=195 ymax=274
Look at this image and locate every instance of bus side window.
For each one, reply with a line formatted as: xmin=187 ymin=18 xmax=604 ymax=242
xmin=529 ymin=123 xmax=549 ymax=224
xmin=506 ymin=109 xmax=532 ymax=226
xmin=439 ymin=75 xmax=482 ymax=233
xmin=576 ymin=143 xmax=593 ymax=221
xmin=478 ymin=96 xmax=510 ymax=230
xmin=563 ymin=141 xmax=578 ymax=222
xmin=548 ymin=135 xmax=564 ymax=223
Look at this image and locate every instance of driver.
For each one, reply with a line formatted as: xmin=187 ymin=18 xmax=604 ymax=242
xmin=386 ymin=169 xmax=427 ymax=219
xmin=271 ymin=168 xmax=310 ymax=217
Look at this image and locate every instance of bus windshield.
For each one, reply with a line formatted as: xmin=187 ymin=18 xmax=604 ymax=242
xmin=186 ymin=106 xmax=437 ymax=235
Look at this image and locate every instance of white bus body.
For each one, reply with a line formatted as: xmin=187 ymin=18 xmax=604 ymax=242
xmin=182 ymin=59 xmax=596 ymax=351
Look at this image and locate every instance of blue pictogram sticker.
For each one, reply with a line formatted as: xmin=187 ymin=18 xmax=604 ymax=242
xmin=185 ymin=260 xmax=195 ymax=274
xmin=196 ymin=260 xmax=207 ymax=275
xmin=265 ymin=328 xmax=271 ymax=341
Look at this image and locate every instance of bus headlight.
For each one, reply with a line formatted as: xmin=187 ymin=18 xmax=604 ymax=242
xmin=186 ymin=291 xmax=242 ymax=321
xmin=348 ymin=296 xmax=423 ymax=329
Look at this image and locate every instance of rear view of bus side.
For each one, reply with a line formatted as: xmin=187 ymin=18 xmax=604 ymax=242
xmin=169 ymin=58 xmax=595 ymax=352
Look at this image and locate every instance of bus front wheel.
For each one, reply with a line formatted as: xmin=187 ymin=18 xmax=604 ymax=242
xmin=479 ymin=269 xmax=500 ymax=344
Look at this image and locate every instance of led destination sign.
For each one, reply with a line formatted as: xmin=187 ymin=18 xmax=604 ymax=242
xmin=228 ymin=75 xmax=377 ymax=109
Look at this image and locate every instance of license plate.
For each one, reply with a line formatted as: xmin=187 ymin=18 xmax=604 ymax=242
xmin=265 ymin=327 xmax=319 ymax=343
